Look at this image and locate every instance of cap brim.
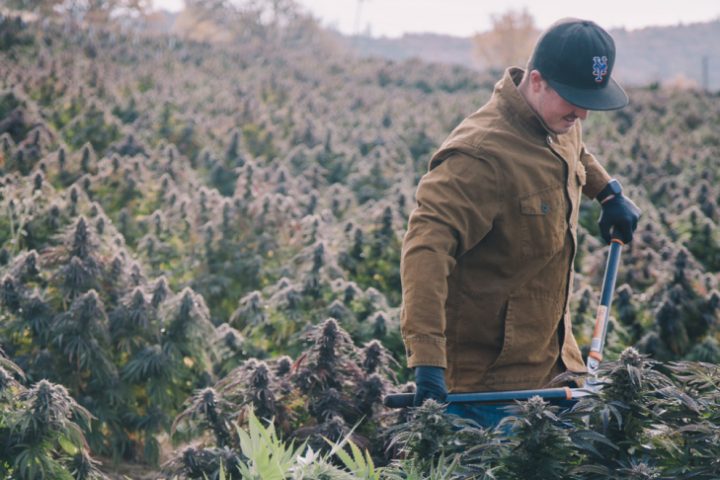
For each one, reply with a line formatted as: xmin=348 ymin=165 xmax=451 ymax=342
xmin=546 ymin=76 xmax=629 ymax=111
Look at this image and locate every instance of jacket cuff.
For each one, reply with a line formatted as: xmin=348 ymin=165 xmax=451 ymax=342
xmin=404 ymin=335 xmax=447 ymax=368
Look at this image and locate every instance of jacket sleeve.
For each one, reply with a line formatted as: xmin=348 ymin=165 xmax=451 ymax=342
xmin=401 ymin=152 xmax=500 ymax=368
xmin=576 ymin=121 xmax=611 ymax=199
xmin=579 ymin=145 xmax=612 ymax=199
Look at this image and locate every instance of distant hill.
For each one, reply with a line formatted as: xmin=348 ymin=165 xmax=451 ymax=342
xmin=338 ymin=20 xmax=720 ymax=91
xmin=611 ymin=21 xmax=720 ymax=89
xmin=134 ymin=11 xmax=720 ymax=90
xmin=338 ymin=33 xmax=477 ymax=70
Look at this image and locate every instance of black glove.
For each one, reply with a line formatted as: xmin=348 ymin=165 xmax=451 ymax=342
xmin=413 ymin=366 xmax=447 ymax=406
xmin=598 ymin=189 xmax=641 ymax=244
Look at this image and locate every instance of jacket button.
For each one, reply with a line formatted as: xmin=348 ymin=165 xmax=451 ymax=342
xmin=547 ymin=136 xmax=553 ymax=144
xmin=541 ymin=202 xmax=550 ymax=214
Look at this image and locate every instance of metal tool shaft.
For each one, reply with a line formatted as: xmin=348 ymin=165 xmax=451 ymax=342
xmin=586 ymin=238 xmax=623 ymax=375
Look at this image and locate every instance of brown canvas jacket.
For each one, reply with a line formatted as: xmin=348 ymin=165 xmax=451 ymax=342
xmin=400 ymin=67 xmax=611 ymax=392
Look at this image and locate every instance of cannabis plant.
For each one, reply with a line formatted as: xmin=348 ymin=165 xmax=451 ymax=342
xmin=658 ymin=361 xmax=720 ymax=478
xmin=0 ymin=363 xmax=107 ymax=480
xmin=496 ymin=396 xmax=582 ymax=480
xmin=384 ymin=398 xmax=499 ymax=476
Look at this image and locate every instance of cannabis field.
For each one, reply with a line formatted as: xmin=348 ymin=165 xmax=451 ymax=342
xmin=1 ymin=4 xmax=720 ymax=479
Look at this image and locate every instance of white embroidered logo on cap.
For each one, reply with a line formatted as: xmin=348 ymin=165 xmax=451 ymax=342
xmin=592 ymin=56 xmax=608 ymax=83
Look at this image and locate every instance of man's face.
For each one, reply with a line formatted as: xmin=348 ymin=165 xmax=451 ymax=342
xmin=534 ymin=81 xmax=589 ymax=135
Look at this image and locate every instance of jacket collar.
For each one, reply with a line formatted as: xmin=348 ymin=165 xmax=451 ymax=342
xmin=495 ymin=67 xmax=559 ymax=144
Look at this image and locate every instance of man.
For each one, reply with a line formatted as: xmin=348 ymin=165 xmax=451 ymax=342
xmin=400 ymin=18 xmax=641 ymax=421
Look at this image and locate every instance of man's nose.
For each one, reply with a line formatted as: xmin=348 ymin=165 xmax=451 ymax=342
xmin=575 ymin=108 xmax=589 ymax=120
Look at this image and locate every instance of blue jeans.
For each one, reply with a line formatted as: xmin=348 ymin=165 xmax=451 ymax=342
xmin=447 ymin=400 xmax=577 ymax=430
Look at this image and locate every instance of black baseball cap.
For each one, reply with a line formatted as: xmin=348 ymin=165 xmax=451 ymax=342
xmin=529 ymin=18 xmax=628 ymax=111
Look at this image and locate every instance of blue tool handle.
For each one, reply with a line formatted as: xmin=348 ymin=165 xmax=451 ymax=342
xmin=600 ymin=239 xmax=623 ymax=307
xmin=383 ymin=387 xmax=586 ymax=408
xmin=587 ymin=237 xmax=624 ymax=374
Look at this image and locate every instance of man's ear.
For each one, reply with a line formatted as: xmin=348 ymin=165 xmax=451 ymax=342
xmin=529 ymin=70 xmax=545 ymax=92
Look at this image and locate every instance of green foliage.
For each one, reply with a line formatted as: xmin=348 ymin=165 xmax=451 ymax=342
xmin=241 ymin=122 xmax=279 ymax=161
xmin=0 ymin=15 xmax=34 ymax=51
xmin=375 ymin=349 xmax=720 ymax=479
xmin=0 ymin=92 xmax=30 ymax=142
xmin=51 ymin=97 xmax=85 ymax=132
xmin=157 ymin=102 xmax=203 ymax=162
xmin=234 ymin=411 xmax=305 ymax=480
xmin=326 ymin=434 xmax=380 ymax=480
xmin=3 ymin=6 xmax=720 ymax=479
xmin=383 ymin=399 xmax=500 ymax=479
xmin=0 ymin=216 xmax=213 ymax=464
xmin=171 ymin=319 xmax=395 ymax=469
xmin=0 ymin=184 xmax=48 ymax=254
xmin=340 ymin=207 xmax=402 ymax=306
xmin=681 ymin=213 xmax=720 ymax=271
xmin=112 ymin=96 xmax=139 ymax=124
xmin=167 ymin=409 xmax=370 ymax=479
xmin=62 ymin=103 xmax=120 ymax=153
xmin=497 ymin=397 xmax=581 ymax=480
xmin=0 ymin=355 xmax=107 ymax=480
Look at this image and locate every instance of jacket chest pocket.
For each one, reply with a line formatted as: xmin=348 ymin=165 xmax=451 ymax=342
xmin=518 ymin=185 xmax=567 ymax=258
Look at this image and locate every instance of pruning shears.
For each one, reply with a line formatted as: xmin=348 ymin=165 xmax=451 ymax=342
xmin=383 ymin=237 xmax=624 ymax=408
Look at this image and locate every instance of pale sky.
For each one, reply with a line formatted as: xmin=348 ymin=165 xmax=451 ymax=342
xmin=155 ymin=0 xmax=720 ymax=38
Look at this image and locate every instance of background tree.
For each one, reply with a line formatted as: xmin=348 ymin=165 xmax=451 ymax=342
xmin=472 ymin=9 xmax=540 ymax=72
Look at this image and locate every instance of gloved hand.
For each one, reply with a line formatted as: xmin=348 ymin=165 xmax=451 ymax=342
xmin=598 ymin=193 xmax=641 ymax=244
xmin=413 ymin=366 xmax=447 ymax=406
